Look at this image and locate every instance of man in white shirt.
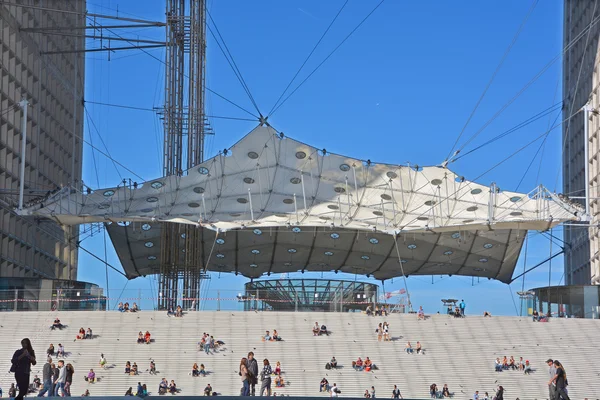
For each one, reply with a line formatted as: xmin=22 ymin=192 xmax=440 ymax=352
xmin=330 ymin=383 xmax=340 ymax=397
xmin=547 ymin=359 xmax=556 ymax=400
xmin=54 ymin=360 xmax=66 ymax=396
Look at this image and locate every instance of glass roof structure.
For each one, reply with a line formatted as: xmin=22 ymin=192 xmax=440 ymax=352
xmin=18 ymin=125 xmax=586 ymax=283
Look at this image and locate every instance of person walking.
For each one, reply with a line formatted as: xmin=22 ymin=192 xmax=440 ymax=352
xmin=240 ymin=358 xmax=250 ymax=396
xmin=547 ymin=359 xmax=557 ymax=400
xmin=37 ymin=357 xmax=53 ymax=397
xmin=11 ymin=338 xmax=37 ymax=400
xmin=247 ymin=352 xmax=259 ymax=396
xmin=259 ymin=359 xmax=272 ymax=396
xmin=64 ymin=363 xmax=74 ymax=396
xmin=550 ymin=360 xmax=570 ymax=400
xmin=54 ymin=360 xmax=66 ymax=396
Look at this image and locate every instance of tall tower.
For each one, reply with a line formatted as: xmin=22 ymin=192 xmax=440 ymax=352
xmin=159 ymin=0 xmax=208 ymax=309
xmin=562 ymin=1 xmax=600 ymax=285
xmin=0 ymin=1 xmax=84 ymax=282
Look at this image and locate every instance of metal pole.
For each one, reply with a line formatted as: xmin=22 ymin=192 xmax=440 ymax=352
xmin=583 ymin=103 xmax=591 ymax=216
xmin=18 ymin=99 xmax=29 ymax=210
xmin=217 ymin=291 xmax=220 ymax=311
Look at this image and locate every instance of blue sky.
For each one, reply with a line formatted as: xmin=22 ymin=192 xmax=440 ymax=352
xmin=79 ymin=0 xmax=568 ymax=315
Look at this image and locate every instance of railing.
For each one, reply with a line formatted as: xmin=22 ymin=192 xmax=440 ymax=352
xmin=0 ymin=288 xmax=407 ymax=313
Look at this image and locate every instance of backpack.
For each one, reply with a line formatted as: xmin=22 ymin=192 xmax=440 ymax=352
xmin=325 ymin=363 xmax=331 ymax=370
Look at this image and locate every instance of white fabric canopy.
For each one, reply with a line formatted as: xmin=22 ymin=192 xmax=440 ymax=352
xmin=19 ymin=125 xmax=585 ymax=282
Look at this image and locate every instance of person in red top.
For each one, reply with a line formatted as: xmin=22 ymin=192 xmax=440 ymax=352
xmin=144 ymin=331 xmax=151 ymax=344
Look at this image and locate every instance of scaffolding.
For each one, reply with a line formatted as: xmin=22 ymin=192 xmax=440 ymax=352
xmin=158 ymin=0 xmax=208 ymax=311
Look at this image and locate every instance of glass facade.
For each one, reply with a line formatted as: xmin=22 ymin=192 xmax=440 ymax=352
xmin=243 ymin=279 xmax=380 ymax=312
xmin=530 ymin=285 xmax=600 ymax=319
xmin=0 ymin=277 xmax=106 ymax=311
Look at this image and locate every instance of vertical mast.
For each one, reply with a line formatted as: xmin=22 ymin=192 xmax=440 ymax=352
xmin=159 ymin=0 xmax=207 ymax=310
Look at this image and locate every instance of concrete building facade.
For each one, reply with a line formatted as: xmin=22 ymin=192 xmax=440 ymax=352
xmin=563 ymin=1 xmax=600 ymax=285
xmin=0 ymin=1 xmax=84 ymax=280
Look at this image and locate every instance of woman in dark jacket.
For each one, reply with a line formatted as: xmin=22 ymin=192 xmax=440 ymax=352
xmin=65 ymin=363 xmax=74 ymax=396
xmin=495 ymin=385 xmax=504 ymax=400
xmin=11 ymin=338 xmax=36 ymax=400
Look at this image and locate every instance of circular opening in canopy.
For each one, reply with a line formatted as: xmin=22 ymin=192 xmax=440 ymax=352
xmin=466 ymin=206 xmax=478 ymax=212
xmin=373 ymin=211 xmax=383 ymax=216
xmin=295 ymin=151 xmax=306 ymax=159
xmin=146 ymin=197 xmax=158 ymax=203
xmin=443 ymin=250 xmax=453 ymax=256
xmin=248 ymin=151 xmax=259 ymax=159
xmin=334 ymin=187 xmax=345 ymax=194
xmin=151 ymin=182 xmax=164 ymax=189
xmin=117 ymin=221 xmax=130 ymax=227
xmin=361 ymin=255 xmax=370 ymax=260
xmin=386 ymin=171 xmax=398 ymax=179
xmin=144 ymin=242 xmax=154 ymax=248
xmin=407 ymin=244 xmax=417 ymax=250
xmin=479 ymin=258 xmax=488 ymax=263
xmin=253 ymin=229 xmax=262 ymax=235
xmin=283 ymin=198 xmax=294 ymax=204
xmin=330 ymin=233 xmax=339 ymax=239
xmin=290 ymin=177 xmax=301 ymax=184
xmin=288 ymin=248 xmax=297 ymax=253
xmin=424 ymin=200 xmax=436 ymax=206
xmin=142 ymin=223 xmax=151 ymax=231
xmin=340 ymin=164 xmax=351 ymax=171
xmin=216 ymin=238 xmax=225 ymax=245
xmin=243 ymin=177 xmax=255 ymax=184
xmin=103 ymin=190 xmax=115 ymax=197
xmin=198 ymin=167 xmax=209 ymax=175
xmin=188 ymin=202 xmax=200 ymax=208
xmin=380 ymin=194 xmax=392 ymax=201
xmin=510 ymin=196 xmax=521 ymax=202
xmin=369 ymin=238 xmax=379 ymax=244
xmin=451 ymin=232 xmax=460 ymax=239
xmin=148 ymin=255 xmax=157 ymax=260
xmin=292 ymin=227 xmax=301 ymax=233
xmin=471 ymin=188 xmax=482 ymax=195
xmin=237 ymin=198 xmax=248 ymax=204
xmin=431 ymin=179 xmax=442 ymax=186
xmin=250 ymin=264 xmax=258 ymax=268
xmin=251 ymin=249 xmax=260 ymax=255
xmin=483 ymin=243 xmax=493 ymax=249
xmin=216 ymin=253 xmax=225 ymax=259
xmin=193 ymin=187 xmax=205 ymax=194
xmin=325 ymin=251 xmax=334 ymax=256
xmin=327 ymin=205 xmax=339 ymax=210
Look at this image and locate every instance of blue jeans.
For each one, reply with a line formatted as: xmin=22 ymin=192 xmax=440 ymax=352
xmin=54 ymin=382 xmax=65 ymax=396
xmin=37 ymin=379 xmax=52 ymax=397
xmin=205 ymin=345 xmax=210 ymax=354
xmin=406 ymin=348 xmax=413 ymax=354
xmin=242 ymin=379 xmax=250 ymax=396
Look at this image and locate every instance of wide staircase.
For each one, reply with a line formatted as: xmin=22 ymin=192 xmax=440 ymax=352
xmin=0 ymin=311 xmax=598 ymax=399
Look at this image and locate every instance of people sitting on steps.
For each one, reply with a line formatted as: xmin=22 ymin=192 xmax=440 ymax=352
xmin=56 ymin=343 xmax=65 ymax=358
xmin=137 ymin=331 xmax=144 ymax=344
xmin=125 ymin=361 xmax=131 ymax=374
xmin=204 ymin=383 xmax=212 ymax=396
xmin=320 ymin=378 xmax=329 ymax=392
xmin=313 ymin=322 xmax=320 ymax=336
xmin=320 ymin=323 xmax=329 ymax=336
xmin=84 ymin=369 xmax=95 ymax=383
xmin=51 ymin=318 xmax=64 ymax=330
xmin=326 ymin=356 xmax=337 ymax=369
xmin=168 ymin=379 xmax=177 ymax=394
xmin=85 ymin=328 xmax=93 ymax=339
xmin=144 ymin=331 xmax=151 ymax=344
xmin=175 ymin=305 xmax=183 ymax=317
xmin=158 ymin=378 xmax=168 ymax=395
xmin=442 ymin=384 xmax=450 ymax=398
xmin=47 ymin=343 xmax=55 ymax=357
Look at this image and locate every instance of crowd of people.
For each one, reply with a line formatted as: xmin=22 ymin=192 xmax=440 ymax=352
xmin=494 ymin=356 xmax=532 ymax=374
xmin=5 ymin=309 xmax=573 ymax=399
xmin=136 ymin=331 xmax=152 ymax=344
xmin=118 ymin=302 xmax=140 ymax=312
